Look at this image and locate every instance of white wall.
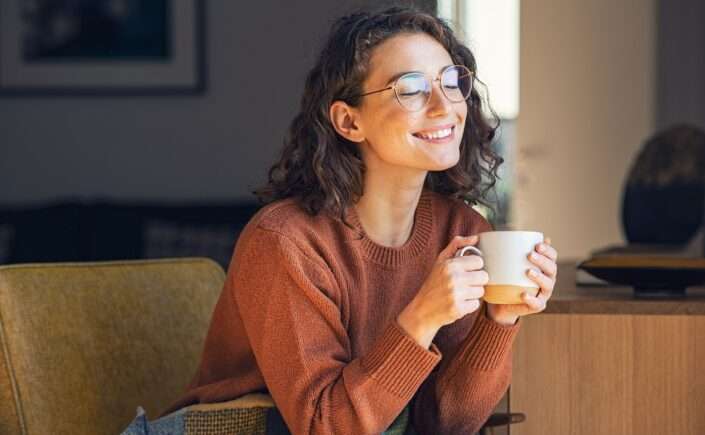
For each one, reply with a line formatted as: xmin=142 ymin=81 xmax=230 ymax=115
xmin=513 ymin=0 xmax=656 ymax=260
xmin=0 ymin=1 xmax=371 ymax=205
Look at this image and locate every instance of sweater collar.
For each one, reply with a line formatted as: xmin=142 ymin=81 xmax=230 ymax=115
xmin=347 ymin=189 xmax=434 ymax=268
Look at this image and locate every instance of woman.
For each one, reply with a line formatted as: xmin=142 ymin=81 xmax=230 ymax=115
xmin=165 ymin=6 xmax=558 ymax=434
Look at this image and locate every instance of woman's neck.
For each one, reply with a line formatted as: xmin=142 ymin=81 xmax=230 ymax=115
xmin=354 ymin=171 xmax=427 ymax=248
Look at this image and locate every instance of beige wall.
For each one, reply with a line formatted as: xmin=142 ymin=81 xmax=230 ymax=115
xmin=512 ymin=0 xmax=656 ymax=260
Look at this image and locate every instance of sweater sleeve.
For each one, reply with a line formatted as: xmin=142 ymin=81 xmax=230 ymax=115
xmin=410 ymin=305 xmax=520 ymax=434
xmin=232 ymin=227 xmax=441 ymax=435
xmin=409 ymin=209 xmax=521 ymax=434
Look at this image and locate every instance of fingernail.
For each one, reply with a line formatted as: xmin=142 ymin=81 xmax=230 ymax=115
xmin=538 ymin=244 xmax=545 ymax=253
xmin=528 ymin=269 xmax=538 ymax=277
xmin=530 ymin=252 xmax=539 ymax=260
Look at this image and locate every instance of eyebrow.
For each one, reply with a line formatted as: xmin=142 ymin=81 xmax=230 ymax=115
xmin=382 ymin=64 xmax=455 ymax=86
xmin=383 ymin=70 xmax=420 ymax=86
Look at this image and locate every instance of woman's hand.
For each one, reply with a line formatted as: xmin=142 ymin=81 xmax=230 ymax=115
xmin=397 ymin=235 xmax=487 ymax=348
xmin=486 ymin=237 xmax=559 ymax=326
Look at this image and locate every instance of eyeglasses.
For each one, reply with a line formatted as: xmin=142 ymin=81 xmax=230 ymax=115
xmin=354 ymin=64 xmax=474 ymax=112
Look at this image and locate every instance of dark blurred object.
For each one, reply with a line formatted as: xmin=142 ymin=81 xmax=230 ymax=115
xmin=623 ymin=183 xmax=704 ymax=244
xmin=22 ymin=0 xmax=169 ymax=61
xmin=0 ymin=0 xmax=204 ymax=95
xmin=479 ymin=412 xmax=526 ymax=435
xmin=621 ymin=124 xmax=705 ymax=245
xmin=580 ymin=125 xmax=705 ymax=294
xmin=0 ymin=200 xmax=260 ymax=269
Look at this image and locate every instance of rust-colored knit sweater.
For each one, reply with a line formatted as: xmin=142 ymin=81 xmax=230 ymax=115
xmin=165 ymin=189 xmax=520 ymax=434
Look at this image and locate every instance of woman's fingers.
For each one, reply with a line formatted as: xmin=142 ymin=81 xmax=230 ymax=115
xmin=462 ymin=269 xmax=489 ymax=286
xmin=453 ymin=254 xmax=484 ymax=272
xmin=521 ymin=291 xmax=547 ymax=312
xmin=441 ymin=235 xmax=479 ymax=260
xmin=459 ymin=298 xmax=482 ymax=314
xmin=528 ymin=250 xmax=557 ymax=278
xmin=460 ymin=286 xmax=485 ymax=301
xmin=526 ymin=267 xmax=554 ymax=299
xmin=538 ymin=239 xmax=558 ymax=262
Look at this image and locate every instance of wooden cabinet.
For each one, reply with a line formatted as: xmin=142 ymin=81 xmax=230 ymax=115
xmin=510 ymin=265 xmax=705 ymax=434
xmin=511 ymin=314 xmax=705 ymax=434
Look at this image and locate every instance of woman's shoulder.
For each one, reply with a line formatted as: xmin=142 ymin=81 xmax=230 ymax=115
xmin=229 ymin=199 xmax=344 ymax=298
xmin=249 ymin=198 xmax=342 ymax=234
xmin=238 ymin=197 xmax=348 ymax=256
xmin=248 ymin=197 xmax=311 ymax=231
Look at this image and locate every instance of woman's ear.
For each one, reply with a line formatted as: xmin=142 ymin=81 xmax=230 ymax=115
xmin=329 ymin=101 xmax=365 ymax=143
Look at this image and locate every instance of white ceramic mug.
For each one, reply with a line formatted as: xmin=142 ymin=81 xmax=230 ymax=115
xmin=455 ymin=230 xmax=544 ymax=304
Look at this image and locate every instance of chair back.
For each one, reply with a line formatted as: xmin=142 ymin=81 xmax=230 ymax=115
xmin=0 ymin=258 xmax=224 ymax=435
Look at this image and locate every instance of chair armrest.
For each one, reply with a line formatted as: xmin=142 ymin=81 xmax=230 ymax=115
xmin=183 ymin=393 xmax=275 ymax=412
xmin=181 ymin=394 xmax=283 ymax=435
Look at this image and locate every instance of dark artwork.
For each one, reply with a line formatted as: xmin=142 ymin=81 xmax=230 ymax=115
xmin=22 ymin=0 xmax=170 ymax=62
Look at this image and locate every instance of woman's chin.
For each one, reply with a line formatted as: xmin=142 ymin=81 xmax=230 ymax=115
xmin=425 ymin=151 xmax=460 ymax=171
xmin=427 ymin=163 xmax=458 ymax=172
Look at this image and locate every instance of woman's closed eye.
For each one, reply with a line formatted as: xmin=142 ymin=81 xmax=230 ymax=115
xmin=396 ymin=74 xmax=428 ymax=97
xmin=398 ymin=88 xmax=424 ymax=97
xmin=441 ymin=76 xmax=461 ymax=89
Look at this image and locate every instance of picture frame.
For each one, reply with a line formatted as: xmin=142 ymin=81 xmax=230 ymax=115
xmin=0 ymin=0 xmax=206 ymax=96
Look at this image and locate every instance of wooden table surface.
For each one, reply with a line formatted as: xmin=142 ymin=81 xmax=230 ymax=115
xmin=544 ymin=262 xmax=705 ymax=315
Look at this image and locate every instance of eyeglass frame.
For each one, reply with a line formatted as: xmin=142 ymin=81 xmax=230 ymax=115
xmin=351 ymin=64 xmax=475 ymax=112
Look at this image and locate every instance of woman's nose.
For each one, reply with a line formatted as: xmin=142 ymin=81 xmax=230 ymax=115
xmin=425 ymin=82 xmax=452 ymax=117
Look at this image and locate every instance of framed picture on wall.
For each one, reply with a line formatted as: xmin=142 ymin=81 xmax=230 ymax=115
xmin=0 ymin=0 xmax=205 ymax=96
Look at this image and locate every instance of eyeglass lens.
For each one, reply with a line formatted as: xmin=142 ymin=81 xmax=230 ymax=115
xmin=394 ymin=65 xmax=472 ymax=111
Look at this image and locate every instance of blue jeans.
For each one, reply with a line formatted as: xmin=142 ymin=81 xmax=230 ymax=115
xmin=120 ymin=407 xmax=185 ymax=435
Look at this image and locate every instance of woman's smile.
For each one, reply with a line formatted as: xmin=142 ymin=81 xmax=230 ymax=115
xmin=411 ymin=124 xmax=457 ymax=144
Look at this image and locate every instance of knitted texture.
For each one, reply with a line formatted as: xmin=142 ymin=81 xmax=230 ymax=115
xmin=164 ymin=190 xmax=521 ymax=434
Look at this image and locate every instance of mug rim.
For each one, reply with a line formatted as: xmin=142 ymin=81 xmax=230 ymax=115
xmin=479 ymin=230 xmax=543 ymax=236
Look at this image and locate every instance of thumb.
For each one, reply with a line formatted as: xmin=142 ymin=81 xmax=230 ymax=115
xmin=439 ymin=235 xmax=479 ymax=260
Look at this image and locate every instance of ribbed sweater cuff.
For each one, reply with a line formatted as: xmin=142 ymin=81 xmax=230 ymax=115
xmin=361 ymin=322 xmax=441 ymax=399
xmin=458 ymin=309 xmax=521 ymax=372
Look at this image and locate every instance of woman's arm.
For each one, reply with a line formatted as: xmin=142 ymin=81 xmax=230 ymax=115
xmin=408 ymin=213 xmax=520 ymax=434
xmin=233 ymin=228 xmax=440 ymax=435
xmin=410 ymin=305 xmax=519 ymax=434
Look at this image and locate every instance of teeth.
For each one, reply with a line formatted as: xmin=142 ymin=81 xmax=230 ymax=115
xmin=416 ymin=127 xmax=452 ymax=140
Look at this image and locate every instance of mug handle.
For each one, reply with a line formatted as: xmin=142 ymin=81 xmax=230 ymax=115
xmin=455 ymin=245 xmax=483 ymax=257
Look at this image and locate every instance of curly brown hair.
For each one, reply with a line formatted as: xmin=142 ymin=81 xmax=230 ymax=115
xmin=255 ymin=6 xmax=503 ymax=222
